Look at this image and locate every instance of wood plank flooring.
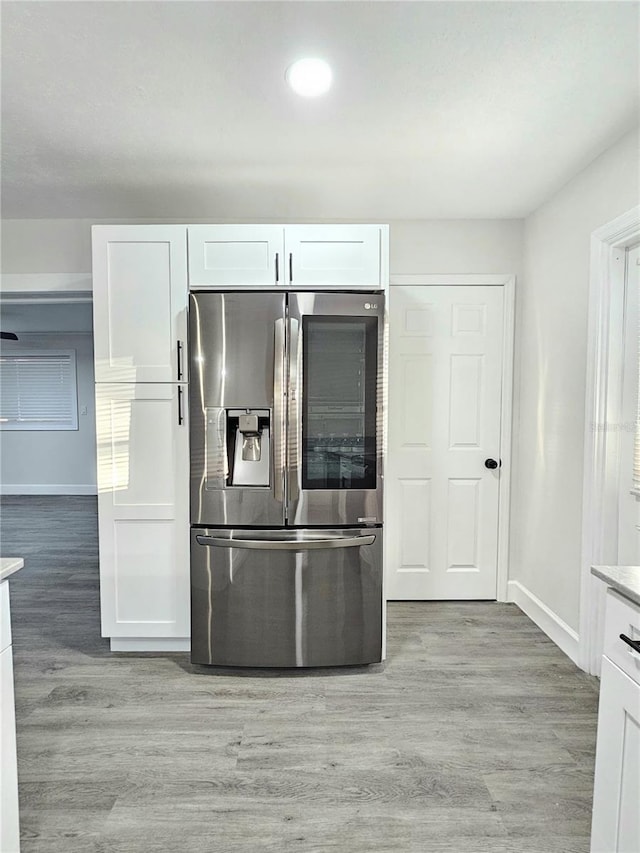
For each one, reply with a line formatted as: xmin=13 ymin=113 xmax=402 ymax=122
xmin=1 ymin=496 xmax=599 ymax=853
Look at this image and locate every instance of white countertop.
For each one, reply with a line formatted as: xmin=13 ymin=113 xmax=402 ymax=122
xmin=591 ymin=565 xmax=640 ymax=608
xmin=0 ymin=558 xmax=24 ymax=583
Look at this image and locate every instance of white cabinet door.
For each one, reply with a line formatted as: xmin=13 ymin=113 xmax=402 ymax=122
xmin=0 ymin=643 xmax=20 ymax=853
xmin=188 ymin=225 xmax=284 ymax=287
xmin=285 ymin=225 xmax=382 ymax=288
xmin=92 ymin=226 xmax=188 ymax=383
xmin=96 ymin=383 xmax=189 ymax=638
xmin=591 ymin=656 xmax=640 ymax=853
xmin=386 ymin=285 xmax=505 ymax=599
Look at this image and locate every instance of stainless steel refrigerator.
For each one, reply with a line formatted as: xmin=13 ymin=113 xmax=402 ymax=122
xmin=189 ymin=291 xmax=384 ymax=667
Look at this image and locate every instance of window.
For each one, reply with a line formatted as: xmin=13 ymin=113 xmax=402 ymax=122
xmin=0 ymin=350 xmax=78 ymax=430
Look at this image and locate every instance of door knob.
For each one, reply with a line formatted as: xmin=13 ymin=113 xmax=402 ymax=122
xmin=484 ymin=458 xmax=500 ymax=469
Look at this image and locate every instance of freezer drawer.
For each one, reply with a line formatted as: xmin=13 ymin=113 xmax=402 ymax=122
xmin=190 ymin=527 xmax=383 ymax=667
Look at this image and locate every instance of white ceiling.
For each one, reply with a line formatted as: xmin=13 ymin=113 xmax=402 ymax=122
xmin=2 ymin=1 xmax=639 ymax=220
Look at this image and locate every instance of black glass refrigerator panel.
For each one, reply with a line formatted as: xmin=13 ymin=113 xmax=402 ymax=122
xmin=301 ymin=316 xmax=378 ymax=491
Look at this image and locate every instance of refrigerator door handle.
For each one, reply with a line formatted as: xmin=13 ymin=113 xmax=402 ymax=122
xmin=287 ymin=316 xmax=301 ymax=502
xmin=195 ymin=534 xmax=376 ymax=550
xmin=273 ymin=318 xmax=286 ymax=504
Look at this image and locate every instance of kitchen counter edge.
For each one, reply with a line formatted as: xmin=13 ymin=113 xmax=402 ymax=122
xmin=0 ymin=558 xmax=24 ymax=583
xmin=591 ymin=565 xmax=640 ymax=608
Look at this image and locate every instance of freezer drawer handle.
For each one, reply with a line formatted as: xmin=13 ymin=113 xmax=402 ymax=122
xmin=195 ymin=534 xmax=376 ymax=550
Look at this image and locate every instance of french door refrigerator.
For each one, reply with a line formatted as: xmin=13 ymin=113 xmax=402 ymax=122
xmin=189 ymin=291 xmax=384 ymax=667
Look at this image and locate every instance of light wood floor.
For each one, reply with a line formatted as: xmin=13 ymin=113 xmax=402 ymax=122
xmin=1 ymin=496 xmax=599 ymax=853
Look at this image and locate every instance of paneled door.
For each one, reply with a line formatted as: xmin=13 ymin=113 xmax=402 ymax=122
xmin=96 ymin=383 xmax=189 ymax=638
xmin=188 ymin=225 xmax=284 ymax=287
xmin=92 ymin=225 xmax=188 ymax=383
xmin=591 ymin=657 xmax=640 ymax=853
xmin=387 ymin=285 xmax=505 ymax=599
xmin=285 ymin=226 xmax=382 ymax=288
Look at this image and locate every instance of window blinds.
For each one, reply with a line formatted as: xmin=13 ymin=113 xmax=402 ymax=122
xmin=0 ymin=352 xmax=78 ymax=430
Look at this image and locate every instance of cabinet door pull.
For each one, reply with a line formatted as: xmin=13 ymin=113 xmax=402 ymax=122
xmin=178 ymin=386 xmax=184 ymax=425
xmin=275 ymin=253 xmax=279 ymax=284
xmin=289 ymin=252 xmax=293 ymax=284
xmin=620 ymin=633 xmax=640 ymax=654
xmin=177 ymin=340 xmax=184 ymax=381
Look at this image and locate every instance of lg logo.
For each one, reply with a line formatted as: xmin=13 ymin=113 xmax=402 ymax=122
xmin=364 ymin=303 xmax=378 ymax=310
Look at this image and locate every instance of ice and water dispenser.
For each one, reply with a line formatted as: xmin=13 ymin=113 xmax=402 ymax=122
xmin=203 ymin=406 xmax=272 ymax=492
xmin=224 ymin=409 xmax=270 ymax=488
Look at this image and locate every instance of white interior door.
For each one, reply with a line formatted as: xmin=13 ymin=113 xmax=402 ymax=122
xmin=386 ymin=285 xmax=505 ymax=599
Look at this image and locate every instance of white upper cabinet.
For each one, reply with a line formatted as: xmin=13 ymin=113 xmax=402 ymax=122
xmin=285 ymin=225 xmax=384 ymax=288
xmin=92 ymin=226 xmax=188 ymax=383
xmin=187 ymin=224 xmax=387 ymax=289
xmin=188 ymin=225 xmax=284 ymax=288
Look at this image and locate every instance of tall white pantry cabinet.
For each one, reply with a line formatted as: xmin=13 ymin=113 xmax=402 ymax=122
xmin=92 ymin=224 xmax=389 ymax=650
xmin=92 ymin=226 xmax=190 ymax=651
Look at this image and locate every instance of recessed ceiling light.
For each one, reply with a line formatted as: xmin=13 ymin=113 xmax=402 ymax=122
xmin=285 ymin=58 xmax=332 ymax=97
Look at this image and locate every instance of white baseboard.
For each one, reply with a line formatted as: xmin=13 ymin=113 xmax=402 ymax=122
xmin=0 ymin=485 xmax=97 ymax=496
xmin=507 ymin=580 xmax=580 ymax=666
xmin=110 ymin=638 xmax=190 ymax=653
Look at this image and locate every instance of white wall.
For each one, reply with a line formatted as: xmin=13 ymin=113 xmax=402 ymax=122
xmin=0 ymin=303 xmax=97 ymax=494
xmin=0 ymin=218 xmax=524 ymax=278
xmin=511 ymin=127 xmax=640 ymax=640
xmin=390 ymin=219 xmax=523 ymax=274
